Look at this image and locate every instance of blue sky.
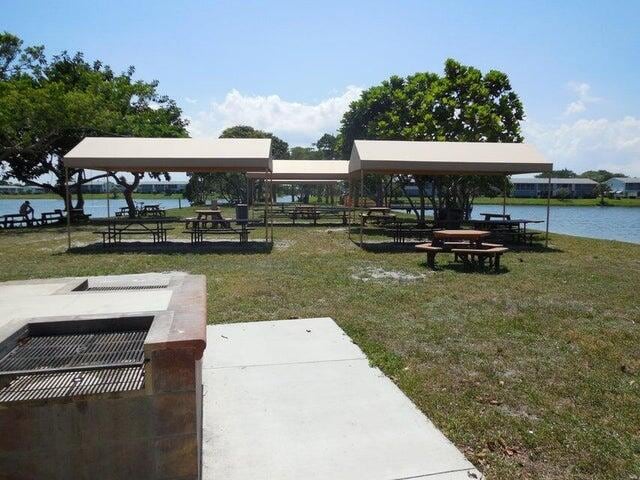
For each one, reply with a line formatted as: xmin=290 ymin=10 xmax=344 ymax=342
xmin=4 ymin=0 xmax=640 ymax=175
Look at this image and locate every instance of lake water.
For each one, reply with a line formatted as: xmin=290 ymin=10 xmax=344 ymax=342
xmin=1 ymin=198 xmax=638 ymax=244
xmin=471 ymin=205 xmax=639 ymax=244
xmin=0 ymin=198 xmax=189 ymax=219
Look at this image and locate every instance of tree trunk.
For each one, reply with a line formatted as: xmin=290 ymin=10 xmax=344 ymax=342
xmin=123 ymin=187 xmax=136 ymax=217
xmin=74 ymin=170 xmax=85 ymax=210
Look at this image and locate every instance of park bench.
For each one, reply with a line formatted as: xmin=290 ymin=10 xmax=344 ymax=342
xmin=385 ymin=224 xmax=434 ymax=243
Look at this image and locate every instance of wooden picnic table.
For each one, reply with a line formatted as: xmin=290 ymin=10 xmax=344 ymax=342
xmin=434 ymin=229 xmax=491 ymax=244
xmin=480 ymin=212 xmax=511 ymax=221
xmin=186 ymin=209 xmax=231 ymax=229
xmin=138 ymin=204 xmax=166 ymax=217
xmin=468 ymin=218 xmax=544 ymax=245
xmin=95 ymin=217 xmax=173 ymax=245
xmin=361 ymin=206 xmax=396 ymax=225
xmin=418 ymin=230 xmax=507 ymax=271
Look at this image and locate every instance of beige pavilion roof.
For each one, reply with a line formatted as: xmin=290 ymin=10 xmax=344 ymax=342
xmin=64 ymin=137 xmax=273 ymax=172
xmin=349 ymin=140 xmax=552 ymax=175
xmin=247 ymin=159 xmax=349 ymax=180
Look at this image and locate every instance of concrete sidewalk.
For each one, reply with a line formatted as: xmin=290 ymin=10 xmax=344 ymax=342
xmin=202 ymin=318 xmax=482 ymax=480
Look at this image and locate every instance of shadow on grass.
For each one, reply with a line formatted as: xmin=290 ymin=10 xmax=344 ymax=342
xmin=64 ymin=240 xmax=273 ymax=255
xmin=357 ymin=241 xmax=427 ymax=253
xmin=431 ymin=261 xmax=511 ymax=275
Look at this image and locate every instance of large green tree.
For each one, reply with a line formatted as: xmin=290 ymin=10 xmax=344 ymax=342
xmin=185 ymin=125 xmax=289 ymax=204
xmin=339 ymin=59 xmax=524 ymax=223
xmin=0 ymin=32 xmax=188 ymax=214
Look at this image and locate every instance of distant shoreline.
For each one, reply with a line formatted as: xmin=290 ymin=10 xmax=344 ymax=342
xmin=1 ymin=193 xmax=639 ymax=208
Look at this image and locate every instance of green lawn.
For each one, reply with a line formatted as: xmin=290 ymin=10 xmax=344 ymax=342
xmin=1 ymin=213 xmax=638 ymax=479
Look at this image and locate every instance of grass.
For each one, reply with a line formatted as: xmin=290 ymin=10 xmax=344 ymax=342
xmin=1 ymin=210 xmax=639 ymax=479
xmin=473 ymin=196 xmax=640 ymax=207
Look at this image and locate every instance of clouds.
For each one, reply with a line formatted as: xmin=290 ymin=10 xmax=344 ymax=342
xmin=187 ymin=86 xmax=363 ymax=145
xmin=564 ymin=82 xmax=599 ymax=115
xmin=525 ymin=116 xmax=640 ymax=175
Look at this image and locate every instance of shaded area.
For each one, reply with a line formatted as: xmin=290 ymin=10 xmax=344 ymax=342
xmin=66 ymin=240 xmax=273 ymax=255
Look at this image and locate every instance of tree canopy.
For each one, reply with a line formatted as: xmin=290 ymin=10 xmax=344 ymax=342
xmin=338 ymin=59 xmax=524 ymax=222
xmin=0 ymin=32 xmax=188 ymax=210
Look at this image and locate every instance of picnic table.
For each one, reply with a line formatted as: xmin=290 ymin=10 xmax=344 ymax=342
xmin=183 ymin=210 xmax=252 ymax=243
xmin=94 ymin=218 xmax=173 ymax=245
xmin=433 ymin=229 xmax=491 ymax=246
xmin=185 ymin=209 xmax=231 ymax=229
xmin=417 ymin=229 xmax=508 ymax=271
xmin=361 ymin=207 xmax=396 ymax=225
xmin=290 ymin=205 xmax=320 ymax=225
xmin=1 ymin=214 xmax=40 ymax=228
xmin=468 ymin=218 xmax=544 ymax=245
xmin=138 ymin=204 xmax=166 ymax=217
xmin=480 ymin=212 xmax=511 ymax=221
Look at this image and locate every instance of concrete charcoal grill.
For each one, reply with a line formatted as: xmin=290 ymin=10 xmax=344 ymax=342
xmin=0 ymin=273 xmax=207 ymax=480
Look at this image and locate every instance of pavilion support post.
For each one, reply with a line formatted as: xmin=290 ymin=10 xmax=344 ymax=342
xmin=264 ymin=170 xmax=269 ymax=242
xmin=545 ymin=175 xmax=551 ymax=248
xmin=503 ymin=175 xmax=507 ymax=216
xmin=106 ymin=172 xmax=111 ymax=218
xmin=65 ymin=167 xmax=71 ymax=250
xmin=348 ymin=172 xmax=352 ymax=239
xmin=359 ymin=168 xmax=364 ymax=247
xmin=270 ymin=170 xmax=274 ymax=243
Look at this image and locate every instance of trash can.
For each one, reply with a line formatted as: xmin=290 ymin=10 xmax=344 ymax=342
xmin=235 ymin=204 xmax=248 ymax=223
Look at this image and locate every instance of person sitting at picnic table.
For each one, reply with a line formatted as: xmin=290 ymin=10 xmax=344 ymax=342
xmin=19 ymin=201 xmax=35 ymax=222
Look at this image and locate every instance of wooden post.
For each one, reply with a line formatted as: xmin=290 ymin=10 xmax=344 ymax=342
xmin=503 ymin=175 xmax=507 ymax=216
xmin=545 ymin=175 xmax=551 ymax=247
xmin=65 ymin=167 xmax=71 ymax=250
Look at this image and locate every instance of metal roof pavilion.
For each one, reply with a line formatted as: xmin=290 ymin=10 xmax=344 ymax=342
xmin=247 ymin=160 xmax=349 ymax=181
xmin=65 ymin=137 xmax=273 ymax=172
xmin=349 ymin=140 xmax=552 ymax=175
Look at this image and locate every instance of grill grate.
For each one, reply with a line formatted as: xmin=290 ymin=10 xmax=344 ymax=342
xmin=0 ymin=330 xmax=147 ymax=374
xmin=0 ymin=366 xmax=144 ymax=402
xmin=83 ymin=285 xmax=168 ymax=292
xmin=0 ymin=329 xmax=148 ymax=402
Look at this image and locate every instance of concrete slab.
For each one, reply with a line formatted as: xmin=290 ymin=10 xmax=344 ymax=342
xmin=204 ymin=318 xmax=365 ymax=368
xmin=203 ymin=318 xmax=482 ymax=480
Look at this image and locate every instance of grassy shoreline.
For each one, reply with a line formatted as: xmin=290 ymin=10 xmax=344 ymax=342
xmin=0 ymin=193 xmax=184 ymax=200
xmin=3 ymin=193 xmax=639 ymax=208
xmin=1 ymin=217 xmax=639 ymax=479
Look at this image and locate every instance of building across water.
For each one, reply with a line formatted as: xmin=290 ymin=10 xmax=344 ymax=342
xmin=606 ymin=177 xmax=640 ymax=198
xmin=511 ymin=178 xmax=597 ymax=198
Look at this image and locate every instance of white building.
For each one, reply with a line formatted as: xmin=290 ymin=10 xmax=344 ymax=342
xmin=135 ymin=181 xmax=187 ymax=194
xmin=605 ymin=177 xmax=640 ymax=198
xmin=511 ymin=178 xmax=597 ymax=198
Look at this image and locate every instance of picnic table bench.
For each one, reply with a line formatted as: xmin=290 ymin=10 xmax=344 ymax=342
xmin=183 ymin=219 xmax=253 ymax=243
xmin=94 ymin=218 xmax=173 ymax=245
xmin=40 ymin=209 xmax=64 ymax=225
xmin=1 ymin=214 xmax=40 ymax=228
